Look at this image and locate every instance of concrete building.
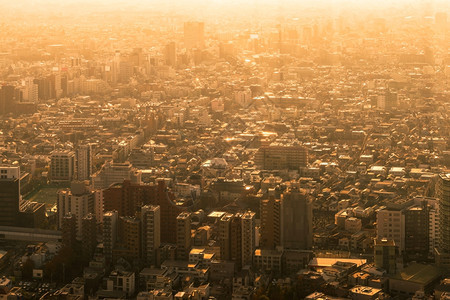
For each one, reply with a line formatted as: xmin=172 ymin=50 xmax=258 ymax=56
xmin=57 ymin=181 xmax=95 ymax=239
xmin=50 ymin=150 xmax=75 ymax=182
xmin=374 ymin=238 xmax=398 ymax=274
xmin=260 ymin=192 xmax=283 ymax=249
xmin=0 ymin=166 xmax=20 ymax=227
xmin=436 ymin=174 xmax=450 ymax=267
xmin=176 ymin=212 xmax=191 ymax=261
xmin=76 ymin=143 xmax=93 ymax=181
xmin=103 ymin=211 xmax=119 ymax=262
xmin=141 ymin=205 xmax=161 ymax=266
xmin=282 ymin=187 xmax=312 ymax=250
xmin=91 ymin=161 xmax=141 ymax=190
xmin=241 ymin=211 xmax=256 ymax=267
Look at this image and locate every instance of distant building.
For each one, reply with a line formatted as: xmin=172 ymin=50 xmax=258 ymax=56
xmin=255 ymin=141 xmax=308 ymax=170
xmin=76 ymin=144 xmax=93 ymax=181
xmin=176 ymin=212 xmax=192 ymax=261
xmin=141 ymin=205 xmax=161 ymax=266
xmin=374 ymin=238 xmax=398 ymax=274
xmin=91 ymin=161 xmax=141 ymax=190
xmin=282 ymin=187 xmax=312 ymax=250
xmin=260 ymin=192 xmax=283 ymax=249
xmin=184 ymin=22 xmax=205 ymax=49
xmin=241 ymin=211 xmax=256 ymax=267
xmin=57 ymin=181 xmax=95 ymax=239
xmin=436 ymin=174 xmax=450 ymax=268
xmin=0 ymin=166 xmax=20 ymax=227
xmin=50 ymin=150 xmax=75 ymax=182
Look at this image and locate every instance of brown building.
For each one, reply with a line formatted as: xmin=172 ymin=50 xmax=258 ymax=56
xmin=260 ymin=193 xmax=283 ymax=249
xmin=62 ymin=213 xmax=77 ymax=248
xmin=254 ymin=142 xmax=308 ymax=170
xmin=176 ymin=212 xmax=191 ymax=260
xmin=82 ymin=214 xmax=97 ymax=260
xmin=103 ymin=180 xmax=186 ymax=244
xmin=113 ymin=216 xmax=141 ymax=262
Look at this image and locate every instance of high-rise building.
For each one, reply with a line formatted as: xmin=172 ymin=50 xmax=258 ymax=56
xmin=282 ymin=187 xmax=312 ymax=250
xmin=184 ymin=22 xmax=205 ymax=49
xmin=50 ymin=150 xmax=75 ymax=182
xmin=218 ymin=213 xmax=233 ymax=261
xmin=241 ymin=211 xmax=256 ymax=267
xmin=164 ymin=42 xmax=177 ymax=67
xmin=436 ymin=174 xmax=450 ymax=267
xmin=62 ymin=212 xmax=77 ymax=248
xmin=0 ymin=166 xmax=20 ymax=226
xmin=115 ymin=216 xmax=141 ymax=262
xmin=141 ymin=205 xmax=161 ymax=266
xmin=76 ymin=144 xmax=93 ymax=181
xmin=103 ymin=210 xmax=119 ymax=262
xmin=260 ymin=191 xmax=283 ymax=249
xmin=404 ymin=203 xmax=429 ymax=260
xmin=102 ymin=180 xmax=185 ymax=244
xmin=81 ymin=213 xmax=97 ymax=260
xmin=374 ymin=238 xmax=398 ymax=275
xmin=176 ymin=212 xmax=191 ymax=260
xmin=57 ymin=181 xmax=95 ymax=239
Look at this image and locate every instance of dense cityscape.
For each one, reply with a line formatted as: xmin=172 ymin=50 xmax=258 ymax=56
xmin=0 ymin=0 xmax=449 ymax=299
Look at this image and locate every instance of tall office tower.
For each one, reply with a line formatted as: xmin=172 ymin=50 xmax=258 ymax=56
xmin=91 ymin=161 xmax=141 ymax=190
xmin=282 ymin=187 xmax=313 ymax=250
xmin=176 ymin=212 xmax=192 ymax=261
xmin=81 ymin=213 xmax=97 ymax=260
xmin=103 ymin=180 xmax=184 ymax=244
xmin=117 ymin=216 xmax=141 ymax=262
xmin=57 ymin=181 xmax=95 ymax=240
xmin=62 ymin=212 xmax=77 ymax=248
xmin=241 ymin=211 xmax=256 ymax=267
xmin=254 ymin=141 xmax=308 ymax=170
xmin=260 ymin=192 xmax=283 ymax=249
xmin=436 ymin=174 xmax=450 ymax=267
xmin=0 ymin=166 xmax=20 ymax=226
xmin=184 ymin=22 xmax=205 ymax=49
xmin=103 ymin=211 xmax=119 ymax=262
xmin=141 ymin=205 xmax=161 ymax=266
xmin=164 ymin=42 xmax=177 ymax=67
xmin=76 ymin=144 xmax=93 ymax=181
xmin=404 ymin=203 xmax=429 ymax=260
xmin=50 ymin=150 xmax=75 ymax=182
xmin=374 ymin=238 xmax=398 ymax=275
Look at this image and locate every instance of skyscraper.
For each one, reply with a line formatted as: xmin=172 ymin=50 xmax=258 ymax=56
xmin=0 ymin=166 xmax=20 ymax=226
xmin=436 ymin=174 xmax=450 ymax=267
xmin=62 ymin=212 xmax=77 ymax=248
xmin=282 ymin=187 xmax=312 ymax=250
xmin=184 ymin=22 xmax=205 ymax=49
